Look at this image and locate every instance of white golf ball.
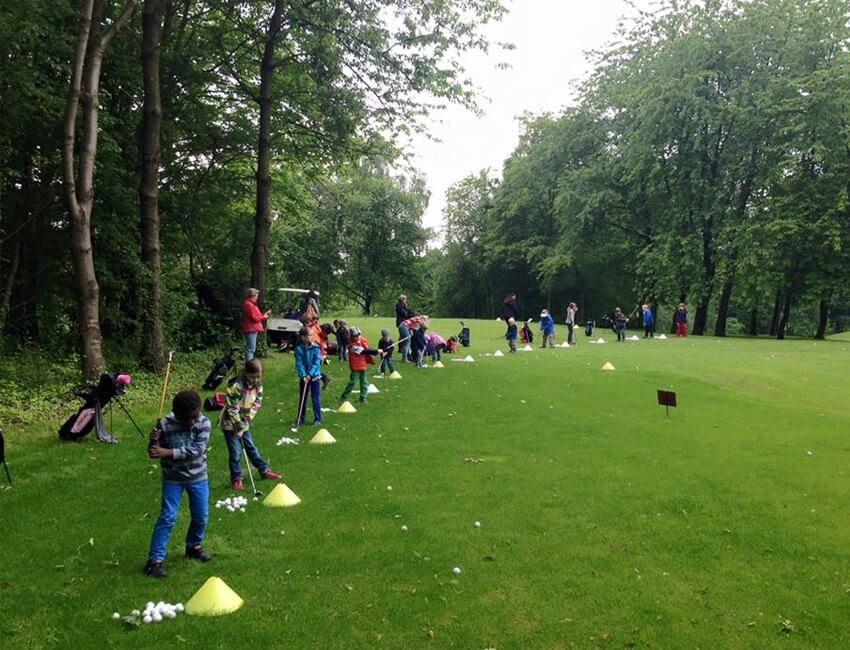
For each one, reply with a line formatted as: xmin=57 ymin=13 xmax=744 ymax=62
xmin=240 ymin=507 xmax=246 ymax=513
xmin=227 ymin=506 xmax=235 ymax=512
xmin=474 ymin=521 xmax=481 ymax=528
xmin=156 ymin=601 xmax=164 ymax=610
xmin=215 ymin=503 xmax=222 ymax=509
xmin=401 ymin=525 xmax=408 ymax=532
xmin=143 ymin=615 xmax=153 ymax=624
xmin=131 ymin=609 xmax=140 ymax=617
xmin=452 ymin=566 xmax=462 ymax=575
xmin=386 ymin=486 xmax=393 ymax=491
xmin=146 ymin=602 xmax=154 ymax=610
xmin=112 ymin=612 xmax=120 ymax=620
xmin=152 ymin=612 xmax=163 ymax=623
xmin=175 ymin=603 xmax=184 ymax=613
xmin=166 ymin=610 xmax=176 ymax=619
xmin=253 ymin=496 xmax=259 ymax=501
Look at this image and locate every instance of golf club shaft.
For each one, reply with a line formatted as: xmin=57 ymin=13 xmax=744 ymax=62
xmin=241 ymin=438 xmax=260 ymax=495
xmin=294 ymin=377 xmax=311 ymax=431
xmin=156 ymin=351 xmax=175 ymax=420
xmin=2 ymin=461 xmax=10 ymax=485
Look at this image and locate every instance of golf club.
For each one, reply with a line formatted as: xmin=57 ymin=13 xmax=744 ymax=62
xmin=241 ymin=438 xmax=263 ymax=498
xmin=290 ymin=376 xmax=311 ymax=433
xmin=156 ymin=351 xmax=175 ymax=422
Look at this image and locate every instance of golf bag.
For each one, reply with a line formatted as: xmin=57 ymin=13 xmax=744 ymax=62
xmin=59 ymin=373 xmax=132 ymax=443
xmin=520 ymin=322 xmax=534 ymax=344
xmin=585 ymin=320 xmax=594 ymax=337
xmin=0 ymin=428 xmax=10 ymax=484
xmin=203 ymin=392 xmax=228 ymax=411
xmin=202 ymin=347 xmax=240 ymax=390
xmin=458 ymin=323 xmax=470 ymax=347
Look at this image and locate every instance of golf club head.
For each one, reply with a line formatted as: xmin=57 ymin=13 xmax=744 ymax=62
xmin=254 ymin=489 xmax=263 ymax=498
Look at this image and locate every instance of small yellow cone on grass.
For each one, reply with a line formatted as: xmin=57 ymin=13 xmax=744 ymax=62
xmin=601 ymin=362 xmax=616 ymax=371
xmin=389 ymin=370 xmax=402 ymax=379
xmin=263 ymin=483 xmax=301 ymax=507
xmin=433 ymin=360 xmax=444 ymax=368
xmin=338 ymin=400 xmax=357 ymax=413
xmin=309 ymin=428 xmax=336 ymax=445
xmin=185 ymin=577 xmax=244 ymax=616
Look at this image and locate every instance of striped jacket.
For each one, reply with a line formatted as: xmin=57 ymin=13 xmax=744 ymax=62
xmin=221 ymin=377 xmax=263 ymax=433
xmin=157 ymin=413 xmax=211 ymax=484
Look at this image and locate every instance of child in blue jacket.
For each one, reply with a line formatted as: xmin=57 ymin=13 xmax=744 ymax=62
xmin=642 ymin=303 xmax=654 ymax=338
xmin=294 ymin=327 xmax=323 ymax=427
xmin=539 ymin=309 xmax=555 ymax=348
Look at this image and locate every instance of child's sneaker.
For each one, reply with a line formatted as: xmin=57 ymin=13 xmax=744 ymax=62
xmin=185 ymin=546 xmax=213 ymax=562
xmin=359 ymin=398 xmax=368 ymax=404
xmin=321 ymin=376 xmax=332 ymax=390
xmin=232 ymin=477 xmax=244 ymax=490
xmin=144 ymin=560 xmax=167 ymax=577
xmin=261 ymin=469 xmax=282 ymax=480
xmin=313 ymin=420 xmax=322 ymax=427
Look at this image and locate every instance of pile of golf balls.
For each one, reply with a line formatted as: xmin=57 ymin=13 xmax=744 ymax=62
xmin=215 ymin=496 xmax=249 ymax=512
xmin=113 ymin=601 xmax=184 ymax=624
xmin=275 ymin=436 xmax=301 ymax=446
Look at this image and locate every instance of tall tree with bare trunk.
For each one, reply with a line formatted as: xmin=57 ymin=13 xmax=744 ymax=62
xmin=62 ymin=0 xmax=139 ymax=379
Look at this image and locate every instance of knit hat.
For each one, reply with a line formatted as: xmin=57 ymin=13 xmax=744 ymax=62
xmin=381 ymin=328 xmax=390 ymax=337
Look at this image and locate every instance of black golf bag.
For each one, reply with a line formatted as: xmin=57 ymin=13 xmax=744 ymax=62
xmin=585 ymin=320 xmax=594 ymax=337
xmin=59 ymin=373 xmax=129 ymax=443
xmin=0 ymin=428 xmax=10 ymax=484
xmin=203 ymin=347 xmax=240 ymax=390
xmin=458 ymin=323 xmax=470 ymax=347
xmin=520 ymin=322 xmax=534 ymax=344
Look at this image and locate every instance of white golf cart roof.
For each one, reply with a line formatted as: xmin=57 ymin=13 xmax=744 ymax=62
xmin=277 ymin=287 xmax=319 ymax=295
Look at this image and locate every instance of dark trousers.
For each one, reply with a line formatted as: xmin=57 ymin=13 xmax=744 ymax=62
xmin=297 ymin=377 xmax=322 ymax=424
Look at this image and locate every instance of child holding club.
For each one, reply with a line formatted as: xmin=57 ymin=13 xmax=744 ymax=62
xmin=411 ymin=323 xmax=427 ymax=368
xmin=339 ymin=326 xmax=380 ymax=404
xmin=378 ymin=328 xmax=396 ymax=376
xmin=294 ymin=327 xmax=323 ymax=428
xmin=506 ymin=317 xmax=518 ymax=353
xmin=539 ymin=309 xmax=555 ymax=348
xmin=221 ymin=360 xmax=281 ymax=490
xmin=425 ymin=331 xmax=447 ymax=362
xmin=146 ymin=390 xmax=212 ymax=577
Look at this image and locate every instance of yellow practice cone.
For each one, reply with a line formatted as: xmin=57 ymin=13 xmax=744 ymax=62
xmin=433 ymin=360 xmax=444 ymax=368
xmin=337 ymin=400 xmax=357 ymax=413
xmin=263 ymin=483 xmax=301 ymax=507
xmin=389 ymin=370 xmax=402 ymax=379
xmin=185 ymin=577 xmax=244 ymax=616
xmin=601 ymin=362 xmax=616 ymax=371
xmin=309 ymin=428 xmax=336 ymax=445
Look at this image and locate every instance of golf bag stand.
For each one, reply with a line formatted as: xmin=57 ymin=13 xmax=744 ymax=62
xmin=458 ymin=322 xmax=470 ymax=347
xmin=58 ymin=373 xmax=141 ymax=443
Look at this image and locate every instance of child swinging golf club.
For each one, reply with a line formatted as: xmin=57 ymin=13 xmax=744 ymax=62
xmin=145 ymin=389 xmax=212 ymax=577
xmin=221 ymin=360 xmax=281 ymax=491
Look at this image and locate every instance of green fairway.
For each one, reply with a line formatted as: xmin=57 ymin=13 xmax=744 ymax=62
xmin=3 ymin=318 xmax=850 ymax=648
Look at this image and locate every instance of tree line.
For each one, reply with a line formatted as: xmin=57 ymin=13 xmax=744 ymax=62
xmin=0 ymin=0 xmax=507 ymax=378
xmin=430 ymin=0 xmax=850 ymax=339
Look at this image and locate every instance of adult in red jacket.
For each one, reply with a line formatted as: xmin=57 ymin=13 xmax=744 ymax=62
xmin=242 ymin=288 xmax=270 ymax=361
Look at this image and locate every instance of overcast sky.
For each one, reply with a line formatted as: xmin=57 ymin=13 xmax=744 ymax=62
xmin=409 ymin=0 xmax=653 ymax=232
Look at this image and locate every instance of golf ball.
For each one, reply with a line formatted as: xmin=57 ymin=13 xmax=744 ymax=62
xmin=452 ymin=566 xmax=462 ymax=575
xmin=474 ymin=521 xmax=481 ymax=528
xmin=112 ymin=612 xmax=120 ymax=620
xmin=215 ymin=503 xmax=222 ymax=508
xmin=152 ymin=612 xmax=163 ymax=623
xmin=166 ymin=610 xmax=176 ymax=619
xmin=146 ymin=601 xmax=154 ymax=610
xmin=401 ymin=525 xmax=408 ymax=532
xmin=240 ymin=508 xmax=246 ymax=513
xmin=131 ymin=609 xmax=140 ymax=617
xmin=143 ymin=615 xmax=153 ymax=624
xmin=386 ymin=486 xmax=393 ymax=491
xmin=253 ymin=496 xmax=259 ymax=501
xmin=175 ymin=603 xmax=184 ymax=613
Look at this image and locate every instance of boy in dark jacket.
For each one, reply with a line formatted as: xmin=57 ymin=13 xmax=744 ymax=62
xmin=411 ymin=324 xmax=427 ymax=367
xmin=339 ymin=327 xmax=380 ymax=403
xmin=614 ymin=307 xmax=628 ymax=342
xmin=378 ymin=328 xmax=395 ymax=376
xmin=145 ymin=390 xmax=212 ymax=577
xmin=335 ymin=320 xmax=350 ymax=361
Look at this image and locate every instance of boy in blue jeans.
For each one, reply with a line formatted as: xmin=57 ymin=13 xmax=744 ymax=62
xmin=146 ymin=390 xmax=212 ymax=577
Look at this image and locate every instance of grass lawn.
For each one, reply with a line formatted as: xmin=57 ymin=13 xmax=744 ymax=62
xmin=2 ymin=318 xmax=850 ymax=648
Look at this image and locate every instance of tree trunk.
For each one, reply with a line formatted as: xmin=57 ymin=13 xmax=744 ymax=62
xmin=769 ymin=290 xmax=782 ymax=337
xmin=140 ymin=0 xmax=165 ymax=370
xmin=693 ymin=301 xmax=709 ymax=335
xmin=776 ymin=293 xmax=791 ymax=340
xmin=749 ymin=306 xmax=758 ymax=336
xmin=815 ymin=298 xmax=829 ymax=340
xmin=250 ymin=0 xmax=285 ymax=306
xmin=0 ymin=238 xmax=21 ymax=334
xmin=713 ymin=275 xmax=734 ymax=337
xmin=63 ymin=0 xmax=138 ymax=380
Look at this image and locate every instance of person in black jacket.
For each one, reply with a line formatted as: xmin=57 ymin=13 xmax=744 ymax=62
xmin=395 ymin=294 xmax=415 ymax=362
xmin=499 ymin=292 xmax=520 ymax=322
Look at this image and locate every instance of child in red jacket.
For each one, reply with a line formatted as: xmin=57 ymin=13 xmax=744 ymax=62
xmin=338 ymin=327 xmax=380 ymax=404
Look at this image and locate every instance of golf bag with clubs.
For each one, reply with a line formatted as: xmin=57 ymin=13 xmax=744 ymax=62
xmin=585 ymin=320 xmax=594 ymax=337
xmin=520 ymin=322 xmax=534 ymax=344
xmin=458 ymin=322 xmax=470 ymax=347
xmin=202 ymin=347 xmax=240 ymax=390
xmin=59 ymin=373 xmax=134 ymax=443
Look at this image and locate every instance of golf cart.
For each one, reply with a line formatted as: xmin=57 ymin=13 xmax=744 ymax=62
xmin=265 ymin=287 xmax=319 ymax=351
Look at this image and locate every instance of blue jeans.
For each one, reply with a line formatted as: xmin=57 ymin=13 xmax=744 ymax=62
xmin=245 ymin=332 xmax=258 ymax=361
xmin=398 ymin=324 xmax=410 ymax=361
xmin=148 ymin=480 xmax=209 ymax=561
xmin=379 ymin=355 xmax=395 ymax=375
xmin=223 ymin=430 xmax=268 ymax=480
xmin=297 ymin=378 xmax=322 ymax=424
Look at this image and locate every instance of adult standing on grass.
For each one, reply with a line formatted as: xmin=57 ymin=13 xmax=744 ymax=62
xmin=500 ymin=292 xmax=520 ymax=322
xmin=302 ymin=290 xmax=320 ymax=320
xmin=242 ymin=288 xmax=270 ymax=361
xmin=566 ymin=302 xmax=578 ymax=345
xmin=395 ymin=294 xmax=415 ymax=363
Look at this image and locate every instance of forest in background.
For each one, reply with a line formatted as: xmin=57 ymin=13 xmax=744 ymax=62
xmin=3 ymin=0 xmax=850 ymax=385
